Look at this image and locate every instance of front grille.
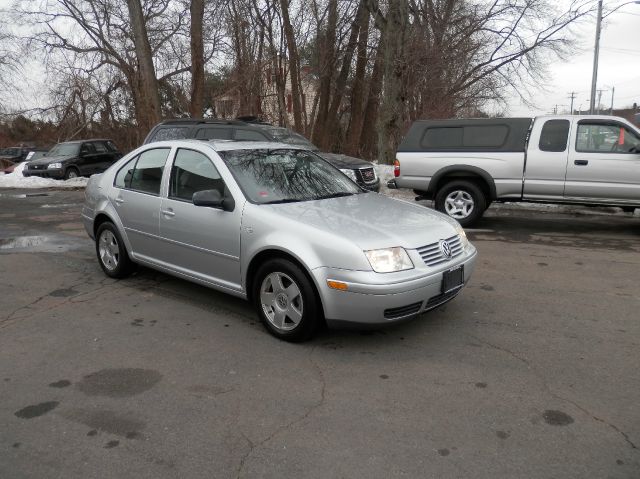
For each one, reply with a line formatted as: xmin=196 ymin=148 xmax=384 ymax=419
xmin=384 ymin=301 xmax=422 ymax=320
xmin=30 ymin=165 xmax=44 ymax=170
xmin=425 ymin=289 xmax=461 ymax=310
xmin=357 ymin=167 xmax=376 ymax=183
xmin=417 ymin=235 xmax=463 ymax=267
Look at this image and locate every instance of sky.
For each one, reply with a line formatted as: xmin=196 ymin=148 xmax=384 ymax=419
xmin=1 ymin=0 xmax=638 ymax=118
xmin=506 ymin=1 xmax=640 ymax=116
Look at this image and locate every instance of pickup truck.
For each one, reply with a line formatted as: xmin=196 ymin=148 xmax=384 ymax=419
xmin=389 ymin=115 xmax=640 ymax=226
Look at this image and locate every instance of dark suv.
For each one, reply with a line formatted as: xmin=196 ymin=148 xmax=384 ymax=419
xmin=143 ymin=119 xmax=380 ymax=191
xmin=23 ymin=139 xmax=122 ymax=179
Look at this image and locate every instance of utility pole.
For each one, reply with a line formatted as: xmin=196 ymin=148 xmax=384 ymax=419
xmin=610 ymin=86 xmax=615 ymax=115
xmin=568 ymin=92 xmax=577 ymax=114
xmin=596 ymin=89 xmax=606 ymax=114
xmin=589 ymin=0 xmax=603 ymax=114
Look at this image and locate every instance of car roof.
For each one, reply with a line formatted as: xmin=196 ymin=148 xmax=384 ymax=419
xmin=146 ymin=139 xmax=306 ymax=152
xmin=57 ymin=139 xmax=114 ymax=144
xmin=157 ymin=118 xmax=250 ymax=127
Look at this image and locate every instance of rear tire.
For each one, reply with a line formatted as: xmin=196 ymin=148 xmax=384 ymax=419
xmin=621 ymin=206 xmax=636 ymax=213
xmin=253 ymin=259 xmax=321 ymax=342
xmin=434 ymin=180 xmax=487 ymax=227
xmin=95 ymin=222 xmax=136 ymax=279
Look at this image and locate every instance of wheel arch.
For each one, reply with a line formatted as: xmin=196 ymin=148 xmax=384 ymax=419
xmin=429 ymin=165 xmax=496 ymax=201
xmin=244 ymin=248 xmax=326 ymax=319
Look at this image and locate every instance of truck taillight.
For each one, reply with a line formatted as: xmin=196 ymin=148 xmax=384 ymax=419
xmin=394 ymin=159 xmax=400 ymax=177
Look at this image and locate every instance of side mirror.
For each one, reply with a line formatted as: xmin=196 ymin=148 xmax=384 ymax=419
xmin=192 ymin=189 xmax=235 ymax=212
xmin=193 ymin=189 xmax=223 ymax=208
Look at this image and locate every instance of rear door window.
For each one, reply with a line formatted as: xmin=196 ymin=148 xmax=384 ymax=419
xmin=539 ymin=120 xmax=570 ymax=152
xmin=93 ymin=141 xmax=108 ymax=153
xmin=124 ymin=148 xmax=171 ymax=195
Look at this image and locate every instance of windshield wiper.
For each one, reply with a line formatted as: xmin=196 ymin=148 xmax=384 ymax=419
xmin=261 ymin=198 xmax=303 ymax=204
xmin=316 ymin=192 xmax=355 ymax=200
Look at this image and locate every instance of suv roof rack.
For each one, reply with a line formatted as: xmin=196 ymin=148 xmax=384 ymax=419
xmin=159 ymin=118 xmax=248 ymax=126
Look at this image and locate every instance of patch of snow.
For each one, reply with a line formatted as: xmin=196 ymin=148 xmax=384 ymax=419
xmin=0 ymin=162 xmax=89 ymax=189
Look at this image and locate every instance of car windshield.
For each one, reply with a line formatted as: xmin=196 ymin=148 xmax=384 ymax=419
xmin=219 ymin=148 xmax=362 ymax=204
xmin=48 ymin=143 xmax=80 ymax=156
xmin=254 ymin=125 xmax=318 ymax=150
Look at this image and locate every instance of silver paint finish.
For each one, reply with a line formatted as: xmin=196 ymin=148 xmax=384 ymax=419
xmin=83 ymin=140 xmax=477 ymax=325
xmin=395 ymin=115 xmax=640 ymax=207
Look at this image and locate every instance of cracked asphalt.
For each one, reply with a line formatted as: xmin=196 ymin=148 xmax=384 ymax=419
xmin=1 ymin=188 xmax=639 ymax=479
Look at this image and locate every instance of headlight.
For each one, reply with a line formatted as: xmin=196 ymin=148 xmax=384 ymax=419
xmin=339 ymin=168 xmax=357 ymax=181
xmin=364 ymin=247 xmax=414 ymax=273
xmin=48 ymin=162 xmax=62 ymax=169
xmin=454 ymin=223 xmax=469 ymax=249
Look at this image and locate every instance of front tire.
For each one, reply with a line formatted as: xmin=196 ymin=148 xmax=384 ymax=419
xmin=435 ymin=180 xmax=487 ymax=227
xmin=95 ymin=222 xmax=135 ymax=279
xmin=64 ymin=167 xmax=80 ymax=180
xmin=253 ymin=259 xmax=321 ymax=342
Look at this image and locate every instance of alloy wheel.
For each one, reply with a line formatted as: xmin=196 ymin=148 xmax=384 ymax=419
xmin=259 ymin=272 xmax=304 ymax=332
xmin=444 ymin=190 xmax=474 ymax=219
xmin=98 ymin=229 xmax=120 ymax=271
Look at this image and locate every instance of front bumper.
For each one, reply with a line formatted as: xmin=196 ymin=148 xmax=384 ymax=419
xmin=313 ymin=246 xmax=477 ymax=327
xmin=23 ymin=168 xmax=64 ymax=179
xmin=358 ymin=178 xmax=380 ymax=192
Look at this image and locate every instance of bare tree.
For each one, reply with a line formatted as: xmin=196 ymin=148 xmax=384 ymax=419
xmin=189 ymin=0 xmax=205 ymax=117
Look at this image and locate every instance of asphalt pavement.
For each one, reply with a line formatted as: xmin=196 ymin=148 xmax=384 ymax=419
xmin=1 ymin=188 xmax=639 ymax=479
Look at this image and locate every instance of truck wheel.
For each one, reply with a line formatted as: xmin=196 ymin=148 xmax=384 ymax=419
xmin=621 ymin=207 xmax=636 ymax=213
xmin=435 ymin=180 xmax=487 ymax=227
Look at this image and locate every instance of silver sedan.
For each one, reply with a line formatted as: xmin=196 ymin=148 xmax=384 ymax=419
xmin=82 ymin=140 xmax=477 ymax=341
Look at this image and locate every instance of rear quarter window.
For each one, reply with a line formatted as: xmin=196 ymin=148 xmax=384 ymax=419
xmin=539 ymin=120 xmax=570 ymax=152
xmin=150 ymin=127 xmax=189 ymax=142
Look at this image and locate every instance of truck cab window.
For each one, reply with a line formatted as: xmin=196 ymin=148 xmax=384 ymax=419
xmin=539 ymin=120 xmax=569 ymax=152
xmin=576 ymin=123 xmax=640 ymax=154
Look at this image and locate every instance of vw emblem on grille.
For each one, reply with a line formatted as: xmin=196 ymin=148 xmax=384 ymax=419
xmin=438 ymin=240 xmax=452 ymax=258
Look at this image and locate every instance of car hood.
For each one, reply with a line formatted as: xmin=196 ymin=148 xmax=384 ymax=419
xmin=28 ymin=154 xmax=75 ymax=166
xmin=316 ymin=152 xmax=374 ymax=169
xmin=263 ymin=193 xmax=458 ymax=251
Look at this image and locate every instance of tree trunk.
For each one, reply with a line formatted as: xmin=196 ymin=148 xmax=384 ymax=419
xmin=359 ymin=37 xmax=384 ymax=161
xmin=377 ymin=0 xmax=409 ymax=164
xmin=126 ymin=0 xmax=162 ymax=134
xmin=311 ymin=0 xmax=337 ymax=148
xmin=189 ymin=0 xmax=205 ymax=118
xmin=345 ymin=8 xmax=370 ymax=157
xmin=280 ymin=0 xmax=303 ymax=132
xmin=324 ymin=0 xmax=366 ymax=150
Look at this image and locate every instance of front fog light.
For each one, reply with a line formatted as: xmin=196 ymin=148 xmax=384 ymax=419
xmin=364 ymin=247 xmax=414 ymax=273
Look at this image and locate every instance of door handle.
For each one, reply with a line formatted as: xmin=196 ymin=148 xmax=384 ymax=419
xmin=574 ymin=160 xmax=589 ymax=166
xmin=114 ymin=197 xmax=124 ymax=204
xmin=161 ymin=209 xmax=175 ymax=217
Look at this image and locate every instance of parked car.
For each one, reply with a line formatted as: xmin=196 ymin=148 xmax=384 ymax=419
xmin=82 ymin=140 xmax=476 ymax=341
xmin=0 ymin=146 xmax=31 ymax=163
xmin=0 ymin=149 xmax=48 ymax=175
xmin=143 ymin=119 xmax=380 ymax=191
xmin=389 ymin=115 xmax=640 ymax=226
xmin=23 ymin=139 xmax=122 ymax=179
